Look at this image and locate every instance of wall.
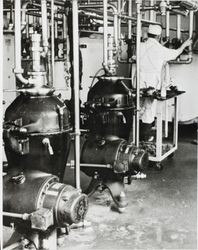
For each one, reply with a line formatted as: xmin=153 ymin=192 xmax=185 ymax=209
xmin=170 ymin=54 xmax=198 ymax=122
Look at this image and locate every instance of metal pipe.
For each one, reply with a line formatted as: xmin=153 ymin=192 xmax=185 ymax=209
xmin=66 ymin=163 xmax=112 ymax=169
xmin=79 ymin=4 xmax=103 ymax=8
xmin=165 ymin=0 xmax=170 ymax=39
xmin=103 ymin=0 xmax=108 ymax=71
xmin=108 ymin=4 xmax=118 ymax=49
xmin=26 ymin=11 xmax=62 ymax=21
xmin=0 ymin=2 xmax=3 ymax=248
xmin=51 ymin=0 xmax=55 ymax=85
xmin=176 ymin=14 xmax=181 ymax=39
xmin=78 ymin=10 xmax=114 ymax=24
xmin=21 ymin=2 xmax=29 ymax=32
xmin=189 ymin=10 xmax=194 ymax=39
xmin=171 ymin=9 xmax=189 ymax=16
xmin=34 ymin=0 xmax=65 ymax=7
xmin=72 ymin=0 xmax=81 ymax=190
xmin=170 ymin=58 xmax=193 ymax=64
xmin=14 ymin=0 xmax=29 ymax=85
xmin=118 ymin=14 xmax=161 ymax=26
xmin=135 ymin=0 xmax=142 ymax=148
xmin=149 ymin=0 xmax=155 ymax=21
xmin=3 ymin=211 xmax=30 ymax=220
xmin=41 ymin=0 xmax=48 ymax=54
xmin=118 ymin=0 xmax=122 ymax=41
xmin=128 ymin=0 xmax=132 ymax=39
xmin=165 ymin=63 xmax=169 ymax=138
xmin=179 ymin=1 xmax=198 ymax=11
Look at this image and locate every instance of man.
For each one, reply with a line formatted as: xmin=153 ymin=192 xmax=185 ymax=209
xmin=137 ymin=24 xmax=192 ymax=141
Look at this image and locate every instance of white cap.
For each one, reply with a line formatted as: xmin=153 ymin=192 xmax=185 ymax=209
xmin=148 ymin=24 xmax=162 ymax=36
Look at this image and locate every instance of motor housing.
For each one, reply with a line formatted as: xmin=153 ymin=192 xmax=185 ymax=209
xmin=3 ymin=170 xmax=88 ymax=229
xmin=81 ymin=136 xmax=148 ymax=178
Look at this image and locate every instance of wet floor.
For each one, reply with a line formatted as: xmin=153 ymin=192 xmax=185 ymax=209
xmin=3 ymin=125 xmax=197 ymax=250
xmin=60 ymin=125 xmax=197 ymax=250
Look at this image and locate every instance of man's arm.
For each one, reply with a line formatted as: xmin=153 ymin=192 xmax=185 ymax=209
xmin=176 ymin=39 xmax=192 ymax=55
xmin=163 ymin=39 xmax=192 ymax=61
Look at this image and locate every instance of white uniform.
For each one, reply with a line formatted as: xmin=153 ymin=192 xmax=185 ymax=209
xmin=139 ymin=38 xmax=180 ymax=123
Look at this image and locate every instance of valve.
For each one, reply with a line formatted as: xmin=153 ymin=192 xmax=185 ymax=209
xmin=160 ymin=0 xmax=167 ymax=15
xmin=42 ymin=138 xmax=54 ymax=155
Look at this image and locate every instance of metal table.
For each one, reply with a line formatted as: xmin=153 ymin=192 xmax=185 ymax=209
xmin=143 ymin=90 xmax=185 ymax=167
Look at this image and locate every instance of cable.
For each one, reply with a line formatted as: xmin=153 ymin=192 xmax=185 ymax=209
xmin=90 ymin=68 xmax=105 ymax=88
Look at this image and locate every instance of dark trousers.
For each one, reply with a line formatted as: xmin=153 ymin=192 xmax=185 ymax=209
xmin=140 ymin=121 xmax=153 ymax=141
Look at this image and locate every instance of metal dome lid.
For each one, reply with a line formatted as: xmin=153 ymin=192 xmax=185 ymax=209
xmin=87 ymin=78 xmax=134 ymax=110
xmin=4 ymin=94 xmax=71 ymax=134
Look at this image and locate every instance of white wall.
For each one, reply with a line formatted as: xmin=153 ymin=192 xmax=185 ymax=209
xmin=170 ymin=54 xmax=198 ymax=122
xmin=80 ymin=35 xmax=130 ymax=105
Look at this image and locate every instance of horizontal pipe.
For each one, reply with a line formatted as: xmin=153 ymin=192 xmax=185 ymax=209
xmin=118 ymin=14 xmax=162 ymax=26
xmin=170 ymin=57 xmax=193 ymax=64
xmin=34 ymin=0 xmax=65 ymax=7
xmin=79 ymin=4 xmax=103 ymax=8
xmin=26 ymin=11 xmax=62 ymax=21
xmin=3 ymin=211 xmax=30 ymax=220
xmin=170 ymin=9 xmax=189 ymax=16
xmin=66 ymin=163 xmax=112 ymax=169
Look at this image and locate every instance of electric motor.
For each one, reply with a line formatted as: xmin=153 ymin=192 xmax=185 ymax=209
xmin=3 ymin=170 xmax=88 ymax=229
xmin=80 ymin=136 xmax=148 ymax=178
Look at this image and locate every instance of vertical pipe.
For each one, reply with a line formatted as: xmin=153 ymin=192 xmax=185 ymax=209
xmin=0 ymin=0 xmax=3 ymax=248
xmin=14 ymin=0 xmax=29 ymax=84
xmin=189 ymin=10 xmax=194 ymax=39
xmin=118 ymin=0 xmax=121 ymax=41
xmin=149 ymin=0 xmax=155 ymax=21
xmin=128 ymin=0 xmax=132 ymax=39
xmin=51 ymin=0 xmax=55 ymax=85
xmin=72 ymin=0 xmax=81 ymax=190
xmin=41 ymin=0 xmax=48 ymax=54
xmin=63 ymin=14 xmax=67 ymax=59
xmin=113 ymin=10 xmax=118 ymax=49
xmin=176 ymin=14 xmax=181 ymax=39
xmin=156 ymin=103 xmax=163 ymax=159
xmin=103 ymin=0 xmax=108 ymax=70
xmin=135 ymin=0 xmax=142 ymax=147
xmin=165 ymin=101 xmax=169 ymax=138
xmin=173 ymin=97 xmax=178 ymax=148
xmin=165 ymin=0 xmax=170 ymax=39
xmin=26 ymin=15 xmax=29 ymax=38
xmin=165 ymin=63 xmax=169 ymax=137
xmin=14 ymin=0 xmax=23 ymax=72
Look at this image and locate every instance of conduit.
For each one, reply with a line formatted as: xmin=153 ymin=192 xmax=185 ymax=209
xmin=72 ymin=0 xmax=81 ymax=190
xmin=14 ymin=0 xmax=29 ymax=85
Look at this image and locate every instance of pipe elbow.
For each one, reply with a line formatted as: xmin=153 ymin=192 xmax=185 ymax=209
xmin=15 ymin=73 xmax=29 ymax=85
